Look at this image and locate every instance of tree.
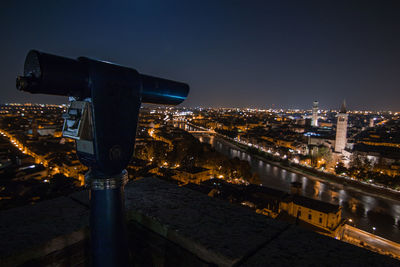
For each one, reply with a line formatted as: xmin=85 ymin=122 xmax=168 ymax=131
xmin=318 ymin=146 xmax=333 ymax=166
xmin=335 ymin=162 xmax=347 ymax=175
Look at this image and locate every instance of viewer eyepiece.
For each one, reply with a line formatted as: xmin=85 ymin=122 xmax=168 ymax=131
xmin=16 ymin=75 xmax=35 ymax=91
xmin=18 ymin=50 xmax=89 ymax=98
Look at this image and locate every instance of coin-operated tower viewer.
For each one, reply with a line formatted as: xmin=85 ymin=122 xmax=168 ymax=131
xmin=17 ymin=50 xmax=190 ymax=266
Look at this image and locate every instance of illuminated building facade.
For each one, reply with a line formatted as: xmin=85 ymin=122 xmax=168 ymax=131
xmin=369 ymin=118 xmax=375 ymax=128
xmin=172 ymin=167 xmax=212 ymax=184
xmin=335 ymin=100 xmax=348 ymax=153
xmin=280 ymin=195 xmax=342 ymax=231
xmin=312 ymin=101 xmax=319 ymax=127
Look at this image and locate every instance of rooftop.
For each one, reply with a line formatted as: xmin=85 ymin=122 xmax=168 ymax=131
xmin=288 ymin=194 xmax=340 ymax=214
xmin=175 ymin=166 xmax=209 ymax=174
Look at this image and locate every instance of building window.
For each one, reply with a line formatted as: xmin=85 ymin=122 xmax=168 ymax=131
xmin=319 ymin=217 xmax=322 ymax=224
xmin=308 ymin=214 xmax=312 ymax=220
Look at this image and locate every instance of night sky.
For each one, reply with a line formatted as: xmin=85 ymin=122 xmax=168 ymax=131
xmin=1 ymin=1 xmax=399 ymax=110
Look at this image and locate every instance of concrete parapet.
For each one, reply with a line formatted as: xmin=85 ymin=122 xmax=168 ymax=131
xmin=0 ymin=177 xmax=398 ymax=266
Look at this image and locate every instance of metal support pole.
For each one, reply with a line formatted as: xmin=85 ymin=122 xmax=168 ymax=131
xmin=86 ymin=169 xmax=130 ymax=267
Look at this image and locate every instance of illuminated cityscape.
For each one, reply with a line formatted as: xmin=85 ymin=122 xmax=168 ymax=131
xmin=1 ymin=102 xmax=400 ymax=262
xmin=2 ymin=1 xmax=400 ymax=266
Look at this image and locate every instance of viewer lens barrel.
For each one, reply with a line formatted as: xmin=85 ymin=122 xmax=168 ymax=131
xmin=17 ymin=50 xmax=189 ymax=105
xmin=18 ymin=50 xmax=89 ymax=97
xmin=140 ymin=74 xmax=189 ymax=105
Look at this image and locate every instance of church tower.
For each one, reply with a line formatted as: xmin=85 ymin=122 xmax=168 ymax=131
xmin=334 ymin=100 xmax=348 ymax=153
xmin=311 ymin=101 xmax=319 ymax=127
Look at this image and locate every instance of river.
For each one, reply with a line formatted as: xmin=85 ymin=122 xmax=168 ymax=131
xmin=187 ymin=129 xmax=400 ymax=243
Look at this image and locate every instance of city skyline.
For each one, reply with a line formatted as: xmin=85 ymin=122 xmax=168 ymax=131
xmin=1 ymin=1 xmax=400 ymax=110
xmin=2 ymin=101 xmax=400 ymax=113
xmin=2 ymin=2 xmax=400 ymax=263
xmin=1 ymin=101 xmax=400 ymax=260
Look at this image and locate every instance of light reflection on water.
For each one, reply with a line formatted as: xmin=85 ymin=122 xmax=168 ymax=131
xmin=196 ymin=133 xmax=400 ymax=243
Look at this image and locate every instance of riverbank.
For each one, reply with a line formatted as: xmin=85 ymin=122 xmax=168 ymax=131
xmin=214 ymin=134 xmax=400 ymax=203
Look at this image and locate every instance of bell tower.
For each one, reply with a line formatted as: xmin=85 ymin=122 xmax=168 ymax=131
xmin=334 ymin=100 xmax=348 ymax=153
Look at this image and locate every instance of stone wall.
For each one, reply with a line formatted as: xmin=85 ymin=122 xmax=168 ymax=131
xmin=0 ymin=177 xmax=399 ymax=266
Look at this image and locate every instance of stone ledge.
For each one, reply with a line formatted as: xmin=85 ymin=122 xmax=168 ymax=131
xmin=0 ymin=177 xmax=399 ymax=266
xmin=0 ymin=195 xmax=89 ymax=266
xmin=125 ymin=177 xmax=290 ymax=266
xmin=125 ymin=177 xmax=399 ymax=266
xmin=241 ymin=226 xmax=399 ymax=267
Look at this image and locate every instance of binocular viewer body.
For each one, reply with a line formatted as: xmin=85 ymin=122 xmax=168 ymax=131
xmin=17 ymin=50 xmax=189 ymax=176
xmin=17 ymin=50 xmax=189 ymax=266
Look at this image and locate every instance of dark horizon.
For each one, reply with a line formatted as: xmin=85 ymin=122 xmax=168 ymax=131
xmin=2 ymin=102 xmax=398 ymax=113
xmin=1 ymin=1 xmax=400 ymax=110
